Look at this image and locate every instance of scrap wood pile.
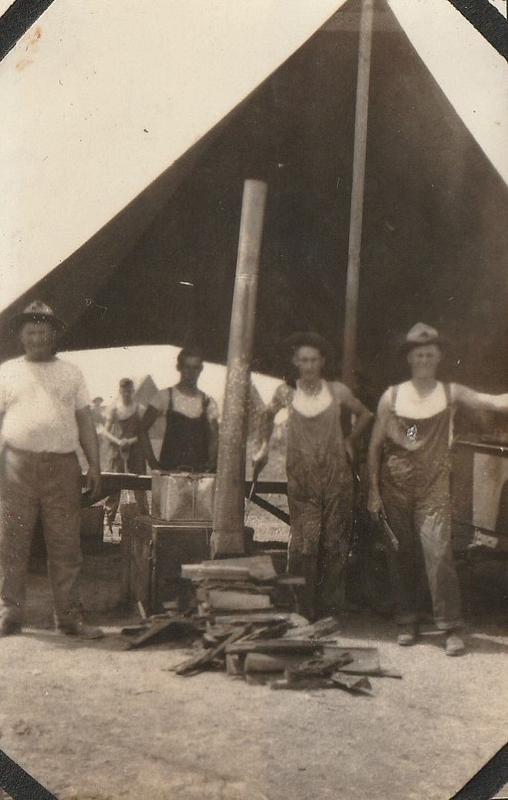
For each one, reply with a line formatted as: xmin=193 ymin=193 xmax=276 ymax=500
xmin=171 ymin=555 xmax=401 ymax=693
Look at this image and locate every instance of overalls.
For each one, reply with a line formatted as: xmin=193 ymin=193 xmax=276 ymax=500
xmin=380 ymin=384 xmax=462 ymax=630
xmin=159 ymin=388 xmax=211 ymax=472
xmin=104 ymin=408 xmax=147 ymax=526
xmin=286 ymin=385 xmax=353 ymax=620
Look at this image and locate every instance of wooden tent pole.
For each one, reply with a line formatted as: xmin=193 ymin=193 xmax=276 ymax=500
xmin=342 ymin=0 xmax=374 ymax=389
xmin=211 ymin=179 xmax=268 ymax=557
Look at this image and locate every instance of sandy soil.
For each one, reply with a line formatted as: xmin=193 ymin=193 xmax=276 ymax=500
xmin=1 ymin=584 xmax=507 ymax=800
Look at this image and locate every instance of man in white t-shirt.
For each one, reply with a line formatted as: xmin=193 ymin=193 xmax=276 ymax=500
xmin=368 ymin=322 xmax=508 ymax=655
xmin=0 ymin=301 xmax=102 ymax=639
xmin=141 ymin=347 xmax=219 ymax=473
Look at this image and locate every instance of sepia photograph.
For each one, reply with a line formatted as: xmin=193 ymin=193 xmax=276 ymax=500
xmin=0 ymin=1 xmax=507 ymax=798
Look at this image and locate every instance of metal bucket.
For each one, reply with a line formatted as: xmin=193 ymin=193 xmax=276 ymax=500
xmin=151 ymin=471 xmax=215 ymax=522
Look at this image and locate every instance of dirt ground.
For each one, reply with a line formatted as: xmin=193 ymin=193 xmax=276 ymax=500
xmin=1 ymin=576 xmax=507 ymax=800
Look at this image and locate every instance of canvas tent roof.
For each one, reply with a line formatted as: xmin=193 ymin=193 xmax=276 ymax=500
xmin=1 ymin=0 xmax=507 ymax=395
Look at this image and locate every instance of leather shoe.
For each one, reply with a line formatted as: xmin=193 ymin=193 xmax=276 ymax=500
xmin=58 ymin=621 xmax=104 ymax=640
xmin=397 ymin=623 xmax=417 ymax=646
xmin=445 ymin=632 xmax=465 ymax=656
xmin=0 ymin=619 xmax=22 ymax=637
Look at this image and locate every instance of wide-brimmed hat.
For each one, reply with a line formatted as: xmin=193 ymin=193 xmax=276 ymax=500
xmin=11 ymin=300 xmax=66 ymax=333
xmin=400 ymin=322 xmax=447 ymax=355
xmin=284 ymin=331 xmax=333 ymax=361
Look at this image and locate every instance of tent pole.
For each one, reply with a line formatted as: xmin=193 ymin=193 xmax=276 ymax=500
xmin=342 ymin=0 xmax=374 ymax=389
xmin=211 ymin=179 xmax=268 ymax=557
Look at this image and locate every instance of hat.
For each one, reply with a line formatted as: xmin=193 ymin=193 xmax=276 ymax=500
xmin=11 ymin=300 xmax=65 ymax=333
xmin=400 ymin=322 xmax=446 ymax=355
xmin=284 ymin=331 xmax=333 ymax=360
xmin=119 ymin=377 xmax=134 ymax=388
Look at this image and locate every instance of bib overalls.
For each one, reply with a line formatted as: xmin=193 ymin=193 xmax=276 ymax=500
xmin=286 ymin=384 xmax=353 ymax=620
xmin=380 ymin=384 xmax=462 ymax=630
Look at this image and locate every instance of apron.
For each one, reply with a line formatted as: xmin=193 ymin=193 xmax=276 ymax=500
xmin=159 ymin=388 xmax=210 ymax=472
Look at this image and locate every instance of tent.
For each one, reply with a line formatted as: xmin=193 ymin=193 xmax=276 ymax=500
xmin=1 ymin=0 xmax=507 ymax=397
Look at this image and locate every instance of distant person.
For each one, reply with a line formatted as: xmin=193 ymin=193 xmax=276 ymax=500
xmin=0 ymin=301 xmax=102 ymax=639
xmin=91 ymin=396 xmax=106 ymax=428
xmin=103 ymin=378 xmax=148 ymax=533
xmin=141 ymin=348 xmax=219 ymax=473
xmin=368 ymin=323 xmax=508 ymax=656
xmin=253 ymin=332 xmax=372 ymax=621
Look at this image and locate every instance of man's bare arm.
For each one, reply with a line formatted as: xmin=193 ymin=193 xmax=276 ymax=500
xmin=75 ymin=407 xmax=101 ymax=500
xmin=140 ymin=405 xmax=160 ymax=470
xmin=367 ymin=394 xmax=391 ymax=518
xmin=454 ymin=384 xmax=508 ymax=414
xmin=340 ymin=387 xmax=374 ymax=448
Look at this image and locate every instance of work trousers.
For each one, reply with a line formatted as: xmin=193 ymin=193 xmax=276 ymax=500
xmin=382 ymin=472 xmax=462 ymax=631
xmin=0 ymin=446 xmax=83 ymax=626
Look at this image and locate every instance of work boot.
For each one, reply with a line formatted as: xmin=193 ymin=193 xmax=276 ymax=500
xmin=445 ymin=631 xmax=465 ymax=657
xmin=397 ymin=623 xmax=417 ymax=646
xmin=57 ymin=620 xmax=104 ymax=640
xmin=0 ymin=619 xmax=22 ymax=637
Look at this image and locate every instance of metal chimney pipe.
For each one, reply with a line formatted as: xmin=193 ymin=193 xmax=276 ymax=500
xmin=211 ymin=179 xmax=268 ymax=557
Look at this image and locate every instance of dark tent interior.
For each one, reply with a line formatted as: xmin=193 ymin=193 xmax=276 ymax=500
xmin=1 ymin=0 xmax=507 ymax=401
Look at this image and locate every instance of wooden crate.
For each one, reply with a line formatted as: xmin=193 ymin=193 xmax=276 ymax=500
xmin=129 ymin=516 xmax=211 ymax=614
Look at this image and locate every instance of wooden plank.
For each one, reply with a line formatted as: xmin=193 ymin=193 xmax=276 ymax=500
xmin=214 ymin=612 xmax=292 ymax=626
xmin=276 ymin=576 xmax=306 ymax=586
xmin=207 ymin=590 xmax=273 ymax=611
xmin=226 ymin=638 xmax=324 ymax=656
xmin=200 ymin=555 xmax=277 ymax=582
xmin=322 ymin=645 xmax=381 ymax=675
xmin=249 ymin=494 xmax=290 ymax=525
xmin=124 ymin=618 xmax=198 ymax=650
xmin=270 ymin=677 xmax=336 ymax=691
xmin=244 ymin=653 xmax=305 ymax=673
xmin=226 ymin=654 xmax=244 ymax=676
xmin=175 ymin=626 xmax=251 ymax=676
xmin=330 ymin=673 xmax=373 ymax=695
xmin=284 ymin=616 xmax=341 ymax=640
xmin=182 ymin=564 xmax=251 ymax=581
xmin=286 ymin=653 xmax=353 ymax=680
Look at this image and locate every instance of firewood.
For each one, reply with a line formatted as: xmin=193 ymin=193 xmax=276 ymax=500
xmin=284 ymin=616 xmax=341 ymax=640
xmin=175 ymin=625 xmax=251 ymax=676
xmin=244 ymin=653 xmax=305 ymax=673
xmin=330 ymin=673 xmax=373 ymax=695
xmin=207 ymin=590 xmax=273 ymax=611
xmin=226 ymin=638 xmax=324 ymax=656
xmin=286 ymin=653 xmax=353 ymax=680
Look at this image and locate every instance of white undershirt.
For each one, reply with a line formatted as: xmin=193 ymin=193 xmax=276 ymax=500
xmin=394 ymin=381 xmax=452 ymax=419
xmin=292 ymin=380 xmax=333 ymax=418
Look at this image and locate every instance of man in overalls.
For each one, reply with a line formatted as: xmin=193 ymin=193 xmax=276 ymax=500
xmin=141 ymin=348 xmax=219 ymax=473
xmin=103 ymin=378 xmax=148 ymax=534
xmin=368 ymin=323 xmax=508 ymax=655
xmin=253 ymin=332 xmax=372 ymax=621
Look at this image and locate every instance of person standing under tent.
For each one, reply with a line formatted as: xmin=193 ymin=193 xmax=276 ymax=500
xmin=141 ymin=347 xmax=219 ymax=473
xmin=253 ymin=332 xmax=373 ymax=621
xmin=368 ymin=323 xmax=508 ymax=656
xmin=103 ymin=378 xmax=148 ymax=535
xmin=0 ymin=301 xmax=103 ymax=639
